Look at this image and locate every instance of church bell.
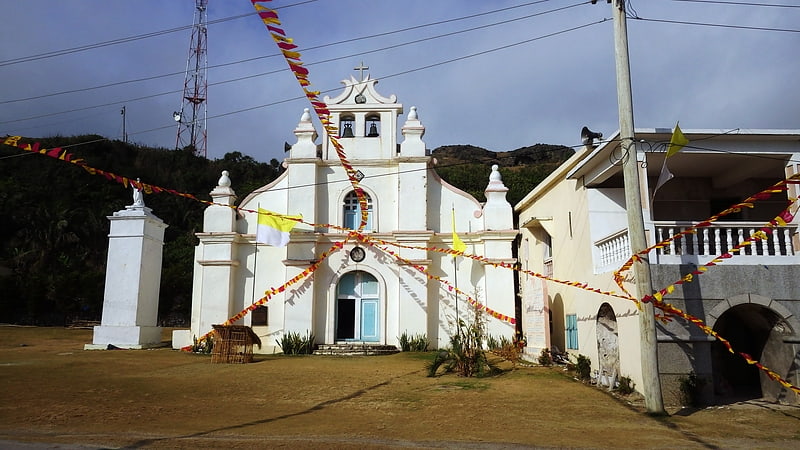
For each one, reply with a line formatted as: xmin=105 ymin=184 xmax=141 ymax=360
xmin=341 ymin=122 xmax=354 ymax=138
xmin=367 ymin=121 xmax=379 ymax=137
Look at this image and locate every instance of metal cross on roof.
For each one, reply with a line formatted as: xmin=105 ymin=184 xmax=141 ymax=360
xmin=354 ymin=61 xmax=369 ymax=81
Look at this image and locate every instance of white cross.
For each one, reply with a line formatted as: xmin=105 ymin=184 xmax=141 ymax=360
xmin=354 ymin=61 xmax=369 ymax=81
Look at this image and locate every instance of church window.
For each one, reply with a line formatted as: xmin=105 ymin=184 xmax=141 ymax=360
xmin=566 ymin=314 xmax=578 ymax=350
xmin=365 ymin=114 xmax=380 ymax=137
xmin=543 ymin=233 xmax=553 ymax=277
xmin=343 ymin=190 xmax=373 ymax=230
xmin=340 ymin=115 xmax=355 ymax=138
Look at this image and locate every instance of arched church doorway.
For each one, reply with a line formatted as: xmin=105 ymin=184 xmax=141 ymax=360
xmin=596 ymin=303 xmax=619 ymax=387
xmin=336 ymin=271 xmax=380 ymax=342
xmin=711 ymin=303 xmax=785 ymax=402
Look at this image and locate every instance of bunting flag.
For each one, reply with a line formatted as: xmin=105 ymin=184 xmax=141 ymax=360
xmin=256 ymin=208 xmax=301 ymax=247
xmin=349 ymin=231 xmax=517 ymax=325
xmin=250 ymin=0 xmax=370 ymax=232
xmin=451 ymin=209 xmax=466 ymax=258
xmin=5 ymin=135 xmax=800 ymax=393
xmin=653 ymin=122 xmax=689 ymax=198
xmin=666 ymin=122 xmax=689 ymax=157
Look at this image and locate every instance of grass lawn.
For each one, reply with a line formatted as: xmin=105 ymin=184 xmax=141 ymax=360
xmin=1 ymin=326 xmax=799 ymax=449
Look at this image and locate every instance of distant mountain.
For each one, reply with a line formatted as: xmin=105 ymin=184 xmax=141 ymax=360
xmin=432 ymin=143 xmax=573 ymax=167
xmin=431 ymin=143 xmax=574 ymax=205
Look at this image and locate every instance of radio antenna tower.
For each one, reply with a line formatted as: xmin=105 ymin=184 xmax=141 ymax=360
xmin=174 ymin=0 xmax=208 ymax=157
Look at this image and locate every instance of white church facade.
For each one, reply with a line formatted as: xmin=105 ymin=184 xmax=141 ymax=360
xmin=173 ymin=72 xmax=518 ymax=353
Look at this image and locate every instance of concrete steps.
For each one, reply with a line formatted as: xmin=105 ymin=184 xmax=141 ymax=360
xmin=314 ymin=343 xmax=399 ymax=356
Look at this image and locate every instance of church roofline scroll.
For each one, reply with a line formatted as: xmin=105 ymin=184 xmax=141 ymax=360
xmin=323 ymin=75 xmax=398 ymax=106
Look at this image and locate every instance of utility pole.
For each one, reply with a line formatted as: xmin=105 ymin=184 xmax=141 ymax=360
xmin=607 ymin=0 xmax=665 ymax=414
xmin=120 ymin=106 xmax=128 ymax=144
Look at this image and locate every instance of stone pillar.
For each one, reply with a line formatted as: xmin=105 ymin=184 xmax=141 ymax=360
xmin=173 ymin=171 xmax=239 ymax=349
xmin=86 ymin=187 xmax=167 ymax=349
xmin=398 ymin=106 xmax=429 ymax=231
xmin=481 ymin=166 xmax=518 ymax=340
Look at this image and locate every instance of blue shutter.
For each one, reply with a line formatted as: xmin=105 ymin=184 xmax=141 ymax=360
xmin=566 ymin=314 xmax=578 ymax=350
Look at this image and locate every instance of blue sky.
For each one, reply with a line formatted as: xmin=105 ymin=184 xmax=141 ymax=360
xmin=1 ymin=0 xmax=798 ymax=162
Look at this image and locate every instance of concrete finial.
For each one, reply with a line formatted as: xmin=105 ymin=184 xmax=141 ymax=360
xmin=489 ymin=165 xmax=502 ymax=183
xmin=300 ymin=108 xmax=312 ymax=122
xmin=218 ymin=170 xmax=231 ymax=187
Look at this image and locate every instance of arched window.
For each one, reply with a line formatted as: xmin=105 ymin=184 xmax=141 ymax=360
xmin=343 ymin=190 xmax=373 ymax=230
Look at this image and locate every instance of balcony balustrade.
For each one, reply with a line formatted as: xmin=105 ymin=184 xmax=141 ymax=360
xmin=594 ymin=221 xmax=798 ymax=273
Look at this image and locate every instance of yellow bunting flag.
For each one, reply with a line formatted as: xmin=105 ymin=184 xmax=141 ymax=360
xmin=666 ymin=123 xmax=689 ymax=158
xmin=654 ymin=122 xmax=690 ymax=197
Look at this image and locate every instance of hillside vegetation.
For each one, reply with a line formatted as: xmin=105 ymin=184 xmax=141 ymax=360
xmin=432 ymin=144 xmax=573 ymax=204
xmin=0 ymin=136 xmax=570 ymax=325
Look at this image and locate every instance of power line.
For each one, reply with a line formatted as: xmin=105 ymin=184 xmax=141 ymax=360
xmin=120 ymin=19 xmax=609 ymax=141
xmin=670 ymin=0 xmax=800 ymax=8
xmin=681 ymin=144 xmax=800 ymax=163
xmin=0 ymin=3 xmax=594 ymax=126
xmin=0 ymin=0 xmax=573 ymax=105
xmin=630 ymin=16 xmax=800 ymax=33
xmin=0 ymin=0 xmax=319 ymax=68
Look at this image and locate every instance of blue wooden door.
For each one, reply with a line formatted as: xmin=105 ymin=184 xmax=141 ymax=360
xmin=336 ymin=271 xmax=380 ymax=342
xmin=361 ymin=299 xmax=379 ymax=342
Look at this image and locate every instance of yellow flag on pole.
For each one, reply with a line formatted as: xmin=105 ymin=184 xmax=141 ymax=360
xmin=451 ymin=209 xmax=466 ymax=257
xmin=256 ymin=208 xmax=302 ymax=247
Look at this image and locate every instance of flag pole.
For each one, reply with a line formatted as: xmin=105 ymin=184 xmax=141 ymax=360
xmin=453 ymin=251 xmax=459 ymax=339
xmin=252 ymin=204 xmax=259 ymax=307
xmin=452 ymin=206 xmax=460 ymax=340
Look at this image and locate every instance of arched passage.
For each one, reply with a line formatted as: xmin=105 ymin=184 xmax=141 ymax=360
xmin=596 ymin=303 xmax=619 ymax=387
xmin=711 ymin=303 xmax=785 ymax=402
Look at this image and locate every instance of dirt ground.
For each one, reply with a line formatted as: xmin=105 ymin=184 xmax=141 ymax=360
xmin=1 ymin=326 xmax=799 ymax=449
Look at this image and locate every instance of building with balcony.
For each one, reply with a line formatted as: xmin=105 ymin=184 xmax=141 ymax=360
xmin=516 ymin=128 xmax=800 ymax=404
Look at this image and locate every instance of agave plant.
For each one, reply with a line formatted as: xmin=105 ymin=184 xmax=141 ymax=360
xmin=276 ymin=330 xmax=316 ymax=355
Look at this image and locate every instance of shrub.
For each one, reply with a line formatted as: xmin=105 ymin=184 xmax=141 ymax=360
xmin=399 ymin=331 xmax=410 ymax=351
xmin=497 ymin=335 xmax=512 ymax=349
xmin=538 ymin=348 xmax=553 ymax=366
xmin=399 ymin=331 xmax=429 ymax=352
xmin=486 ymin=334 xmax=499 ymax=350
xmin=276 ymin=330 xmax=316 ymax=355
xmin=426 ymin=301 xmax=499 ymax=377
xmin=191 ymin=335 xmax=213 ymax=354
xmin=490 ymin=336 xmax=523 ymax=367
xmin=616 ymin=375 xmax=635 ymax=395
xmin=679 ymin=371 xmax=705 ymax=406
xmin=575 ymin=354 xmax=591 ymax=381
